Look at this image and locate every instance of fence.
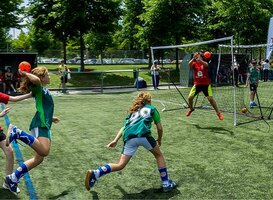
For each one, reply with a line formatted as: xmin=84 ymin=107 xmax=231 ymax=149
xmin=57 ymin=68 xmax=177 ymax=94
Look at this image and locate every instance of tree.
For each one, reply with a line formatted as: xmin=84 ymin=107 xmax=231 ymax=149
xmin=137 ymin=0 xmax=206 ymax=68
xmin=0 ymin=0 xmax=24 ymax=49
xmin=205 ymin=0 xmax=273 ymax=45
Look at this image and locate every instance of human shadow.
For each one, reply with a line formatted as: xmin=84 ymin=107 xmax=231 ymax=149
xmin=192 ymin=124 xmax=234 ymax=136
xmin=48 ymin=190 xmax=69 ymax=199
xmin=0 ymin=188 xmax=19 ymax=199
xmin=114 ymin=185 xmax=181 ymax=199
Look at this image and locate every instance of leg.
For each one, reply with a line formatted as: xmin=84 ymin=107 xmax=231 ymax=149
xmin=150 ymin=145 xmax=176 ymax=192
xmin=186 ymin=85 xmax=197 ymax=116
xmin=85 ymin=154 xmax=131 ymax=191
xmin=0 ymin=140 xmax=14 ymax=175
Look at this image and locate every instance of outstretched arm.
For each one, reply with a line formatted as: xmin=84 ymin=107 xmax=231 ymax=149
xmin=9 ymin=93 xmax=32 ymax=102
xmin=106 ymin=127 xmax=123 ymax=148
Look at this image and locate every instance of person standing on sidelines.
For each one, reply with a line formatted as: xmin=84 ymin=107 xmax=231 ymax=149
xmin=186 ymin=52 xmax=223 ymax=120
xmin=0 ymin=92 xmax=32 ymax=193
xmin=151 ymin=61 xmax=161 ymax=89
xmin=85 ymin=91 xmax=176 ymax=192
xmin=246 ymin=60 xmax=260 ymax=108
xmin=4 ymin=66 xmax=60 ymax=195
xmin=261 ymin=59 xmax=270 ymax=82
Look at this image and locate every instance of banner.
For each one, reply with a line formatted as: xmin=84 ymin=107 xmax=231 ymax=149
xmin=266 ymin=17 xmax=273 ymax=59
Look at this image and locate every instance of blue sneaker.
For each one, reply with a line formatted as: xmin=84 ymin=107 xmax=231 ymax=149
xmin=252 ymin=102 xmax=257 ymax=106
xmin=162 ymin=180 xmax=177 ymax=192
xmin=5 ymin=124 xmax=18 ymax=147
xmin=4 ymin=175 xmax=19 ymax=195
xmin=3 ymin=181 xmax=20 ymax=193
xmin=85 ymin=170 xmax=97 ymax=191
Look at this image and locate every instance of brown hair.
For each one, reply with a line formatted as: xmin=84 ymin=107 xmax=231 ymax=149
xmin=128 ymin=91 xmax=152 ymax=113
xmin=18 ymin=66 xmax=48 ymax=93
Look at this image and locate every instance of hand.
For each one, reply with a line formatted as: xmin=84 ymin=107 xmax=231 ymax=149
xmin=0 ymin=106 xmax=11 ymax=117
xmin=52 ymin=117 xmax=60 ymax=124
xmin=106 ymin=140 xmax=117 ymax=148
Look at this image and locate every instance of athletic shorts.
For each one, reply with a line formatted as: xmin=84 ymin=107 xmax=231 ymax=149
xmin=249 ymin=84 xmax=257 ymax=92
xmin=0 ymin=130 xmax=6 ymax=142
xmin=31 ymin=127 xmax=52 ymax=141
xmin=189 ymin=84 xmax=212 ymax=97
xmin=122 ymin=135 xmax=157 ymax=156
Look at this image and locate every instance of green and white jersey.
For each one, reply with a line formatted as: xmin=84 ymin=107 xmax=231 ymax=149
xmin=29 ymin=85 xmax=54 ymax=130
xmin=248 ymin=66 xmax=260 ymax=84
xmin=122 ymin=104 xmax=160 ymax=142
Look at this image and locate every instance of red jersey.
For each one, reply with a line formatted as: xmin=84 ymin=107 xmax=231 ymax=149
xmin=191 ymin=61 xmax=210 ymax=85
xmin=0 ymin=92 xmax=9 ymax=104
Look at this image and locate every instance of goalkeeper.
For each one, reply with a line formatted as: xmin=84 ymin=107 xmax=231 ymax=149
xmin=186 ymin=52 xmax=223 ymax=120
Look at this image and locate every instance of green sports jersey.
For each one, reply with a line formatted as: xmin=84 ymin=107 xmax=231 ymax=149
xmin=248 ymin=66 xmax=260 ymax=84
xmin=122 ymin=104 xmax=160 ymax=142
xmin=29 ymin=85 xmax=54 ymax=130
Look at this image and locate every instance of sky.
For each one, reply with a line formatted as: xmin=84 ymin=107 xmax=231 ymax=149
xmin=9 ymin=0 xmax=29 ymax=39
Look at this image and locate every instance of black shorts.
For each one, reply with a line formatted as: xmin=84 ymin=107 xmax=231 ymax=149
xmin=61 ymin=76 xmax=68 ymax=83
xmin=0 ymin=130 xmax=6 ymax=142
xmin=250 ymin=84 xmax=257 ymax=92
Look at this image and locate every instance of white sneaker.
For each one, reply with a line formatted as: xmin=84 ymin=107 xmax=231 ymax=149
xmin=2 ymin=181 xmax=21 ymax=193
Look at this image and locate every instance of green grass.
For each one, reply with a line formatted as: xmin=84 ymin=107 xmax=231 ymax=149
xmin=0 ymin=89 xmax=273 ymax=199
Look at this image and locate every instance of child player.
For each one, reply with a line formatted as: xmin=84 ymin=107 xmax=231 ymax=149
xmin=186 ymin=52 xmax=223 ymax=120
xmin=0 ymin=92 xmax=32 ymax=193
xmin=85 ymin=91 xmax=176 ymax=192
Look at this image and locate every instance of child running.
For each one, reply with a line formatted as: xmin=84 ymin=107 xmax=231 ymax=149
xmin=85 ymin=91 xmax=176 ymax=192
xmin=4 ymin=66 xmax=60 ymax=195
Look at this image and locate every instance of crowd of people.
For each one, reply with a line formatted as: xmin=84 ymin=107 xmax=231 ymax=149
xmin=0 ymin=67 xmax=22 ymax=94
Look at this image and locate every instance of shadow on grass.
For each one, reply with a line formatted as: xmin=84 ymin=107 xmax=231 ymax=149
xmin=113 ymin=185 xmax=181 ymax=199
xmin=0 ymin=188 xmax=19 ymax=199
xmin=193 ymin=124 xmax=234 ymax=136
xmin=48 ymin=190 xmax=69 ymax=199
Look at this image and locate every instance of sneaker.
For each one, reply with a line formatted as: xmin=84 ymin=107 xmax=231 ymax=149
xmin=252 ymin=102 xmax=257 ymax=106
xmin=4 ymin=175 xmax=19 ymax=195
xmin=85 ymin=170 xmax=97 ymax=191
xmin=186 ymin=109 xmax=194 ymax=117
xmin=6 ymin=124 xmax=18 ymax=147
xmin=163 ymin=180 xmax=177 ymax=192
xmin=249 ymin=102 xmax=254 ymax=108
xmin=217 ymin=113 xmax=224 ymax=120
xmin=3 ymin=181 xmax=20 ymax=193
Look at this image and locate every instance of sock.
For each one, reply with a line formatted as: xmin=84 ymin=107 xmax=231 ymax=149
xmin=159 ymin=167 xmax=169 ymax=185
xmin=94 ymin=164 xmax=111 ymax=179
xmin=17 ymin=129 xmax=35 ymax=145
xmin=14 ymin=163 xmax=28 ymax=181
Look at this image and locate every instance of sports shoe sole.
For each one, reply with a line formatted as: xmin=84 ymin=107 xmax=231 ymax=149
xmin=85 ymin=170 xmax=92 ymax=191
xmin=5 ymin=124 xmax=14 ymax=147
xmin=3 ymin=181 xmax=20 ymax=193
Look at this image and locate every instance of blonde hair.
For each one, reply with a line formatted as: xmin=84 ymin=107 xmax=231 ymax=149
xmin=18 ymin=66 xmax=48 ymax=93
xmin=128 ymin=91 xmax=152 ymax=113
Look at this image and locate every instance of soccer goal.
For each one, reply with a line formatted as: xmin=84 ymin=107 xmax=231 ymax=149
xmin=150 ymin=36 xmax=273 ymax=126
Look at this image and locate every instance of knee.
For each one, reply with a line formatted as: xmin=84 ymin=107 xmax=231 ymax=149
xmin=37 ymin=150 xmax=50 ymax=157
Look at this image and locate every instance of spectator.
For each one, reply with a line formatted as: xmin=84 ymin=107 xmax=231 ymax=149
xmin=261 ymin=59 xmax=270 ymax=82
xmin=151 ymin=61 xmax=161 ymax=89
xmin=0 ymin=70 xmax=6 ymax=93
xmin=5 ymin=67 xmax=16 ymax=94
xmin=58 ymin=60 xmax=70 ymax=93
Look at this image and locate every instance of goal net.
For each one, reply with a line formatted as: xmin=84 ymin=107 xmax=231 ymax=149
xmin=151 ymin=37 xmax=273 ymax=126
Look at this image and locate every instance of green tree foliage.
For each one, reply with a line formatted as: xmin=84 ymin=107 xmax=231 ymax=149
xmin=205 ymin=0 xmax=273 ymax=44
xmin=11 ymin=31 xmax=31 ymax=51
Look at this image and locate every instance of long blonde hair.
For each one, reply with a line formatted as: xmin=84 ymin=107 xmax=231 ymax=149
xmin=128 ymin=91 xmax=152 ymax=113
xmin=18 ymin=66 xmax=48 ymax=93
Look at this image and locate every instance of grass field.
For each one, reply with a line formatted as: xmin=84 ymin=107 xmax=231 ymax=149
xmin=0 ymin=89 xmax=273 ymax=199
